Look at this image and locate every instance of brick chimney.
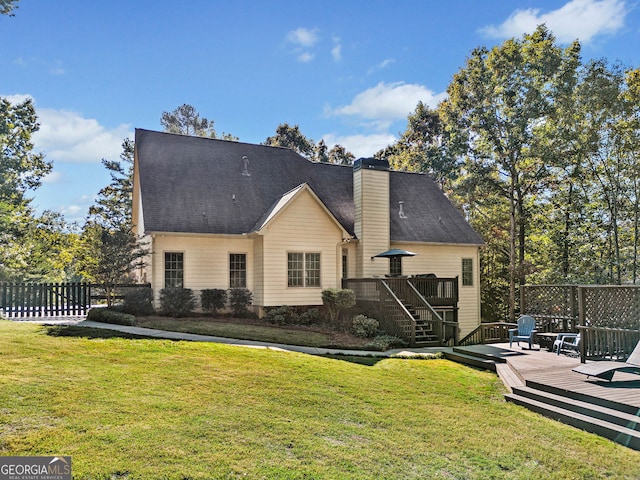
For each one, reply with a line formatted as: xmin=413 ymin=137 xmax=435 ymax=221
xmin=353 ymin=157 xmax=390 ymax=277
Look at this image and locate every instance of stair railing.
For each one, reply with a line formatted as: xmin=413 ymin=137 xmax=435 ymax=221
xmin=379 ymin=281 xmax=416 ymax=346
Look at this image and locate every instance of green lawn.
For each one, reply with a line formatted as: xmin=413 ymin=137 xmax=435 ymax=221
xmin=1 ymin=320 xmax=638 ymax=479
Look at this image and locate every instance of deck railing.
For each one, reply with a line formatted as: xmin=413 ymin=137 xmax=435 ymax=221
xmin=343 ymin=277 xmax=459 ymax=345
xmin=458 ymin=322 xmax=517 ymax=346
xmin=577 ymin=326 xmax=640 ymax=362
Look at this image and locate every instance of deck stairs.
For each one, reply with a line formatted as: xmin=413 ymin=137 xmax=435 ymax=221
xmin=399 ymin=300 xmax=440 ymax=346
xmin=445 ymin=345 xmax=640 ymax=450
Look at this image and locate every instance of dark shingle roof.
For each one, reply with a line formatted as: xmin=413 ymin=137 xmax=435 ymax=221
xmin=135 ymin=129 xmax=483 ymax=245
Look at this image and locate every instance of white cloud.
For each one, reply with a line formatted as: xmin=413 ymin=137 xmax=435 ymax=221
xmin=34 ymin=108 xmax=132 ymax=164
xmin=286 ymin=27 xmax=320 ymax=48
xmin=331 ymin=36 xmax=342 ymax=61
xmin=297 ymin=52 xmax=315 ymax=63
xmin=4 ymin=94 xmax=131 ymax=164
xmin=368 ymin=58 xmax=395 ymax=74
xmin=322 ymin=132 xmax=397 ymax=159
xmin=481 ymin=0 xmax=628 ymax=44
xmin=328 ymin=82 xmax=446 ymax=128
xmin=42 ymin=171 xmax=63 ymax=184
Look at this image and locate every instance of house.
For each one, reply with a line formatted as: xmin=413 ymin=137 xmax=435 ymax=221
xmin=132 ymin=129 xmax=484 ymax=342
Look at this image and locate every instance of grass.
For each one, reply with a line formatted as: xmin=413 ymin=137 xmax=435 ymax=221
xmin=1 ymin=320 xmax=639 ymax=479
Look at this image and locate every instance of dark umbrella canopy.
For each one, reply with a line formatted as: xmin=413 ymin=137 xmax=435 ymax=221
xmin=372 ymin=249 xmax=417 ymax=258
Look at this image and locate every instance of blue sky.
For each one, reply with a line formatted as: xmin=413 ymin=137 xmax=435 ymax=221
xmin=2 ymin=0 xmax=639 ymax=224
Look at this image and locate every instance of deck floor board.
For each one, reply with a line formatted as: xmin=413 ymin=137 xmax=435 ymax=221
xmin=462 ymin=343 xmax=640 ymax=410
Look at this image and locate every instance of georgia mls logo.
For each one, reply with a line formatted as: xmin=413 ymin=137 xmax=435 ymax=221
xmin=0 ymin=456 xmax=71 ymax=480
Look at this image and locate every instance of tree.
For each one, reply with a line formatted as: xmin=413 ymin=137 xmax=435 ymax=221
xmin=378 ymin=102 xmax=459 ymax=190
xmin=0 ymin=0 xmax=19 ymax=16
xmin=0 ymin=97 xmax=52 ymax=208
xmin=264 ymin=123 xmax=315 ymax=159
xmin=79 ymin=140 xmax=148 ymax=306
xmin=0 ymin=97 xmax=55 ymax=281
xmin=328 ymin=144 xmax=355 ymax=165
xmin=441 ymin=25 xmax=581 ymax=319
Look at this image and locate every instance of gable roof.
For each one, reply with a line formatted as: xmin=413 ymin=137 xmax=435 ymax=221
xmin=134 ymin=129 xmax=483 ymax=246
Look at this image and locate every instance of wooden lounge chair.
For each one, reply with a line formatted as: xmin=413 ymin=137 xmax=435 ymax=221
xmin=508 ymin=315 xmax=538 ymax=349
xmin=572 ymin=340 xmax=640 ymax=381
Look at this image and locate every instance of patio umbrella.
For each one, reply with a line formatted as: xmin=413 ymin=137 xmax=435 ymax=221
xmin=372 ymin=249 xmax=417 ymax=259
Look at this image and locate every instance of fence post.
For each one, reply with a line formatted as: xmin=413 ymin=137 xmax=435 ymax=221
xmin=578 ymin=286 xmax=586 ymax=363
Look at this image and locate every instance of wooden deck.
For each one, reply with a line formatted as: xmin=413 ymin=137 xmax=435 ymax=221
xmin=445 ymin=343 xmax=640 ymax=449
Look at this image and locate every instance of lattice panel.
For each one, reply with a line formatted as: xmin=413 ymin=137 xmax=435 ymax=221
xmin=522 ymin=285 xmax=576 ymax=317
xmin=582 ymin=287 xmax=640 ymax=329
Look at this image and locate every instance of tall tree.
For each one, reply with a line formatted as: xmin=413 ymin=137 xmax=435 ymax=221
xmin=378 ymin=102 xmax=459 ymax=190
xmin=160 ymin=104 xmax=216 ymax=137
xmin=79 ymin=140 xmax=147 ymax=305
xmin=264 ymin=123 xmax=315 ymax=159
xmin=0 ymin=97 xmax=52 ymax=208
xmin=441 ymin=25 xmax=581 ymax=319
xmin=328 ymin=144 xmax=355 ymax=165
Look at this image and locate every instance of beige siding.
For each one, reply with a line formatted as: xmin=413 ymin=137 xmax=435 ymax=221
xmin=390 ymin=242 xmax=481 ymax=337
xmin=354 ymin=168 xmax=390 ymax=278
xmin=150 ymin=234 xmax=254 ymax=306
xmin=259 ymin=188 xmax=344 ymax=306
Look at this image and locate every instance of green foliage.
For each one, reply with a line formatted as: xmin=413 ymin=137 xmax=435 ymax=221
xmin=200 ymin=288 xmax=227 ymax=314
xmin=365 ymin=335 xmax=407 ymax=351
xmin=0 ymin=0 xmax=19 ymax=16
xmin=321 ymin=288 xmax=355 ymax=323
xmin=351 ymin=314 xmax=379 ymax=338
xmin=160 ymin=288 xmax=196 ymax=317
xmin=265 ymin=305 xmax=296 ymax=325
xmin=122 ymin=286 xmax=155 ymax=316
xmin=79 ymin=140 xmax=148 ymax=305
xmin=264 ymin=123 xmax=315 ymax=159
xmin=86 ymin=307 xmax=135 ymax=326
xmin=228 ymin=288 xmax=253 ymax=317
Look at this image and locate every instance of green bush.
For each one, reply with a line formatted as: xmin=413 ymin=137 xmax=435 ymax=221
xmin=299 ymin=308 xmax=322 ymax=325
xmin=122 ymin=286 xmax=155 ymax=316
xmin=87 ymin=307 xmax=135 ymax=326
xmin=160 ymin=288 xmax=196 ymax=317
xmin=265 ymin=305 xmax=296 ymax=325
xmin=201 ymin=289 xmax=227 ymax=314
xmin=321 ymin=288 xmax=355 ymax=324
xmin=229 ymin=288 xmax=253 ymax=317
xmin=365 ymin=335 xmax=407 ymax=351
xmin=351 ymin=314 xmax=379 ymax=338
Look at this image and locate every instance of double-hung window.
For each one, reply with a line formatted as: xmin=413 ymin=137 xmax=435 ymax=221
xmin=229 ymin=253 xmax=247 ymax=288
xmin=462 ymin=258 xmax=473 ymax=286
xmin=165 ymin=252 xmax=184 ymax=288
xmin=288 ymin=252 xmax=321 ymax=287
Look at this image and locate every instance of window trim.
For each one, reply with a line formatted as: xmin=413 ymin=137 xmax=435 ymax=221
xmin=229 ymin=253 xmax=247 ymax=289
xmin=287 ymin=252 xmax=321 ymax=288
xmin=164 ymin=251 xmax=184 ymax=288
xmin=462 ymin=258 xmax=474 ymax=287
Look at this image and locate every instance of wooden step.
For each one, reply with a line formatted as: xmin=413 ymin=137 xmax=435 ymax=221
xmin=505 ymin=391 xmax=640 ymax=450
xmin=495 ymin=363 xmax=525 ymax=392
xmin=452 ymin=345 xmax=517 ymax=363
xmin=512 ymin=385 xmax=640 ymax=430
xmin=525 ymin=379 xmax=640 ymax=416
xmin=443 ymin=350 xmax=497 ymax=372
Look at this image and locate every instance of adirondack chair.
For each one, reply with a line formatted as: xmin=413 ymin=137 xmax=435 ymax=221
xmin=508 ymin=315 xmax=538 ymax=349
xmin=572 ymin=340 xmax=640 ymax=381
xmin=553 ymin=333 xmax=580 ymax=356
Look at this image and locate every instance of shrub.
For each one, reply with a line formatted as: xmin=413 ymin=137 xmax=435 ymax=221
xmin=351 ymin=314 xmax=379 ymax=338
xmin=299 ymin=308 xmax=322 ymax=325
xmin=160 ymin=288 xmax=196 ymax=317
xmin=265 ymin=305 xmax=295 ymax=325
xmin=365 ymin=335 xmax=407 ymax=351
xmin=229 ymin=288 xmax=252 ymax=317
xmin=122 ymin=286 xmax=155 ymax=316
xmin=201 ymin=289 xmax=227 ymax=314
xmin=321 ymin=288 xmax=355 ymax=323
xmin=87 ymin=307 xmax=135 ymax=326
